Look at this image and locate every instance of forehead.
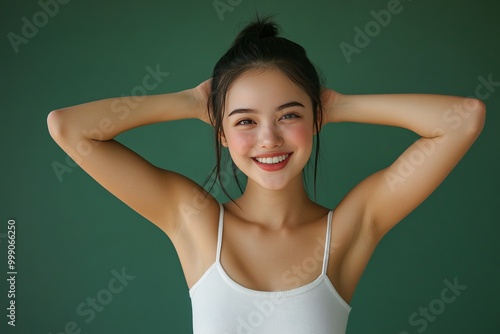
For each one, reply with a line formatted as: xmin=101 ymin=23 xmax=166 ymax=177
xmin=225 ymin=68 xmax=310 ymax=111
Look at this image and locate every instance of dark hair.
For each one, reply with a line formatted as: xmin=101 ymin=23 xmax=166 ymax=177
xmin=202 ymin=15 xmax=324 ymax=203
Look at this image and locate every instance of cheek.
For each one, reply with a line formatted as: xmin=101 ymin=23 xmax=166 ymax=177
xmin=226 ymin=131 xmax=255 ymax=155
xmin=286 ymin=123 xmax=314 ymax=147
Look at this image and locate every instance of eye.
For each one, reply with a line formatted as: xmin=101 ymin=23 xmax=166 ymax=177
xmin=236 ymin=119 xmax=255 ymax=126
xmin=280 ymin=113 xmax=301 ymax=120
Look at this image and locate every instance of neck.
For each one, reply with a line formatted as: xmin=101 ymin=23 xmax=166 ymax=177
xmin=228 ymin=174 xmax=318 ymax=229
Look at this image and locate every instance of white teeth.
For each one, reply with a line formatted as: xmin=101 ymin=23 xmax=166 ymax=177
xmin=255 ymin=154 xmax=289 ymax=164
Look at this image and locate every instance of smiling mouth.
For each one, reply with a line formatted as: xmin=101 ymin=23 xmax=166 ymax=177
xmin=252 ymin=153 xmax=290 ymax=165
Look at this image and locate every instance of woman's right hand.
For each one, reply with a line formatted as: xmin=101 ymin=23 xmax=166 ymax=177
xmin=192 ymin=79 xmax=212 ymax=125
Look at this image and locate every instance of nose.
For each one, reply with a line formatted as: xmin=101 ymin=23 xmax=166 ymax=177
xmin=258 ymin=124 xmax=283 ymax=148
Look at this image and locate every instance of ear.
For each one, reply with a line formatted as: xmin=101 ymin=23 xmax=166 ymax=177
xmin=313 ymin=122 xmax=319 ymax=135
xmin=313 ymin=109 xmax=322 ymax=135
xmin=219 ymin=130 xmax=228 ymax=147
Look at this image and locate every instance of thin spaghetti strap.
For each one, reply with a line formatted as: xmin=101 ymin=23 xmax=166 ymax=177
xmin=215 ymin=203 xmax=224 ymax=263
xmin=321 ymin=210 xmax=333 ymax=275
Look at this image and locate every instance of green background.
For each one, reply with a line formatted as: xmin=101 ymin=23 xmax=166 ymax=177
xmin=1 ymin=0 xmax=499 ymax=333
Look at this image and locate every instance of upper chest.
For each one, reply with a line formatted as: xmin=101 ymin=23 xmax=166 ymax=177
xmin=218 ymin=210 xmax=351 ymax=292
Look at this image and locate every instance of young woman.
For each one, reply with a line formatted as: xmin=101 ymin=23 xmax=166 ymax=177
xmin=47 ymin=17 xmax=485 ymax=334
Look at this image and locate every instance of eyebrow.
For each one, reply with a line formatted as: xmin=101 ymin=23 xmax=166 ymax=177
xmin=228 ymin=101 xmax=305 ymax=117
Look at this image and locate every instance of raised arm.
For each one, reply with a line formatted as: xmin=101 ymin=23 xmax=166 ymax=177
xmin=322 ymin=90 xmax=486 ymax=239
xmin=47 ymin=80 xmax=214 ymax=238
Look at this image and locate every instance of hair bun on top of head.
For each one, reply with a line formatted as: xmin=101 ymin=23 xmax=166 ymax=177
xmin=231 ymin=16 xmax=279 ymax=46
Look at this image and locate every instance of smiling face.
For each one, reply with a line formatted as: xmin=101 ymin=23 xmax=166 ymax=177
xmin=220 ymin=68 xmax=316 ymax=191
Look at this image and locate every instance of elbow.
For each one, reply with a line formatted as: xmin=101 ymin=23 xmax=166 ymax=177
xmin=47 ymin=109 xmax=67 ymax=141
xmin=440 ymin=98 xmax=485 ymax=139
xmin=445 ymin=98 xmax=486 ymax=138
xmin=466 ymin=98 xmax=486 ymax=136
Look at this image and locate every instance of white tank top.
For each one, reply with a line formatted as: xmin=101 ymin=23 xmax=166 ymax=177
xmin=189 ymin=203 xmax=351 ymax=333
